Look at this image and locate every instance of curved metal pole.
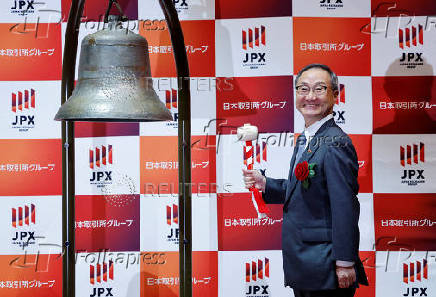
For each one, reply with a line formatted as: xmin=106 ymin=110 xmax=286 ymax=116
xmin=157 ymin=2 xmax=192 ymax=297
xmin=61 ymin=1 xmax=85 ymax=297
xmin=61 ymin=1 xmax=191 ymax=297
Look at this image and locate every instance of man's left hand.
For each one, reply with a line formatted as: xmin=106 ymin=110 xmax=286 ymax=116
xmin=336 ymin=265 xmax=356 ymax=288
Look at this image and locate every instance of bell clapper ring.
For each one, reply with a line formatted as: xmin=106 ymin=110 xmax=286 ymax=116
xmin=104 ymin=0 xmax=128 ymax=23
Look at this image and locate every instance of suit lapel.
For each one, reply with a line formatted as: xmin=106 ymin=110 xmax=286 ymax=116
xmin=287 ymin=143 xmax=299 ymax=180
xmin=284 ymin=118 xmax=336 ymax=205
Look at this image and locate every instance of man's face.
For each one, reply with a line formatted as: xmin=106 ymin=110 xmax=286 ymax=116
xmin=295 ymin=68 xmax=338 ymax=126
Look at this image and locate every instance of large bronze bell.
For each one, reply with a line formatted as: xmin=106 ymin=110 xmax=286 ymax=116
xmin=55 ymin=21 xmax=172 ymax=121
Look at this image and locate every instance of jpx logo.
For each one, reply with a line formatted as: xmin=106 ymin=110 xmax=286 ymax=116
xmin=333 ymin=84 xmax=346 ymax=124
xmin=398 ymin=24 xmax=424 ymax=69
xmin=11 ymin=89 xmax=36 ymax=132
xmin=243 ymin=140 xmax=267 ymax=169
xmin=11 ymin=204 xmax=36 ymax=248
xmin=400 ymin=53 xmax=423 ymax=63
xmin=166 ymin=204 xmax=179 ymax=244
xmin=90 ymin=261 xmax=114 ymax=297
xmin=402 ymin=259 xmax=429 ymax=297
xmin=242 ymin=26 xmax=266 ymax=69
xmin=400 ymin=142 xmax=425 ymax=186
xmin=172 ymin=0 xmax=188 ymax=12
xmin=335 ymin=84 xmax=345 ymax=106
xmin=319 ymin=0 xmax=344 ymax=10
xmin=89 ymin=145 xmax=113 ymax=187
xmin=12 ymin=204 xmax=35 ymax=228
xmin=166 ymin=89 xmax=178 ymax=122
xmin=245 ymin=257 xmax=270 ymax=297
xmin=399 ymin=25 xmax=424 ymax=49
xmin=10 ymin=0 xmax=35 ymax=16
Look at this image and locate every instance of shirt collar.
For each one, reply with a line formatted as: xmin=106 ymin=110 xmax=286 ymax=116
xmin=303 ymin=113 xmax=333 ymax=140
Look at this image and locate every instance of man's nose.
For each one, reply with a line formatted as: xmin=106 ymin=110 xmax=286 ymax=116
xmin=305 ymin=89 xmax=317 ymax=99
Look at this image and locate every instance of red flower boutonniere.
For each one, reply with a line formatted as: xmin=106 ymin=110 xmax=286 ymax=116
xmin=294 ymin=161 xmax=317 ymax=189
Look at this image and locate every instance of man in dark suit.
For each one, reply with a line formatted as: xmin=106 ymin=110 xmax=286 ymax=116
xmin=243 ymin=64 xmax=368 ymax=297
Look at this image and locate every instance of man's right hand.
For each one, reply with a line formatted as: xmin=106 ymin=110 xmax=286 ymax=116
xmin=242 ymin=169 xmax=266 ymax=192
xmin=336 ymin=265 xmax=356 ymax=288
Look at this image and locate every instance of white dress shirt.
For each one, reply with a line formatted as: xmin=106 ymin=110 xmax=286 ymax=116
xmin=303 ymin=114 xmax=333 ymax=150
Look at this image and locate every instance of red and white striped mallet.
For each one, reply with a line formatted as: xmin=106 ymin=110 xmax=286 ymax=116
xmin=238 ymin=124 xmax=270 ymax=217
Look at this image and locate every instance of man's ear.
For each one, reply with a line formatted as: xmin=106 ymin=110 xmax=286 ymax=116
xmin=333 ymin=89 xmax=339 ymax=98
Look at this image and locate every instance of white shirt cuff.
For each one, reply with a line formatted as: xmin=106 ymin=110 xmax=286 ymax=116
xmin=336 ymin=260 xmax=354 ymax=267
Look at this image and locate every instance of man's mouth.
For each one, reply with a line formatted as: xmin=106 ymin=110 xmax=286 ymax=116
xmin=304 ymin=103 xmax=319 ymax=109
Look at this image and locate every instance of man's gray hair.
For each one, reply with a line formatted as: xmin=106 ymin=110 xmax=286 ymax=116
xmin=294 ymin=63 xmax=339 ymax=92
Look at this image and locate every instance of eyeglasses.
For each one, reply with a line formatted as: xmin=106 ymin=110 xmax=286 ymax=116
xmin=295 ymin=85 xmax=328 ymax=96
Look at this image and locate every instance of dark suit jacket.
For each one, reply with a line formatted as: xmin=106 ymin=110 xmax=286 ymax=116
xmin=264 ymin=118 xmax=368 ymax=290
